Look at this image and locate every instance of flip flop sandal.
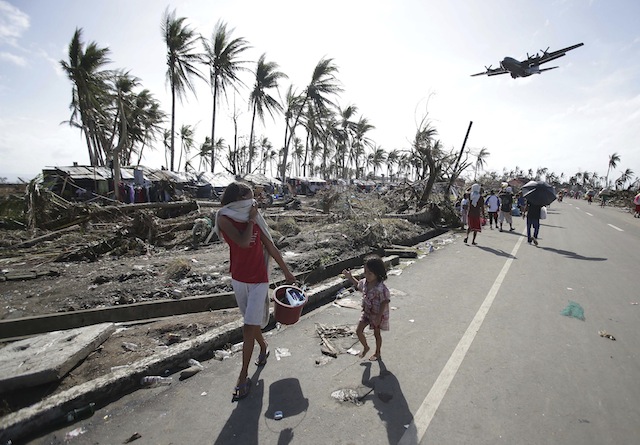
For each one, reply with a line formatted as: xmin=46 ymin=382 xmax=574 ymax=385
xmin=255 ymin=348 xmax=270 ymax=367
xmin=232 ymin=377 xmax=251 ymax=402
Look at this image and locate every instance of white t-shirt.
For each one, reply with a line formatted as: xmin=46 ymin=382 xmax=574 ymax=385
xmin=485 ymin=195 xmax=500 ymax=212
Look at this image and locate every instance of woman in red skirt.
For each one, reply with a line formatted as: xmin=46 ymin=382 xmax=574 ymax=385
xmin=464 ymin=184 xmax=485 ymax=245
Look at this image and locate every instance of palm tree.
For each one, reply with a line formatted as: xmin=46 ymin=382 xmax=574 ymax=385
xmin=474 ymin=148 xmax=490 ymax=180
xmin=386 ymin=149 xmax=400 ymax=181
xmin=162 ymin=8 xmax=205 ymax=171
xmin=368 ymin=146 xmax=387 ymax=178
xmin=177 ymin=124 xmax=195 ymax=171
xmin=60 ymin=28 xmax=112 ymax=166
xmin=616 ymin=168 xmax=634 ymax=190
xmin=247 ymin=53 xmax=287 ymax=173
xmin=351 ymin=116 xmax=375 ymax=179
xmin=280 ymin=58 xmax=343 ymax=181
xmin=605 ymin=152 xmax=621 ymax=188
xmin=203 ymin=21 xmax=251 ymax=173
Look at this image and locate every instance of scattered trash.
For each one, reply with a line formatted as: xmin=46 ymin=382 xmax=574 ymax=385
xmin=187 ymin=358 xmax=204 ymax=369
xmin=230 ymin=342 xmax=243 ymax=353
xmin=123 ymin=432 xmax=142 ymax=443
xmin=180 ymin=366 xmax=202 ymax=379
xmin=388 ymin=269 xmax=403 ymax=276
xmin=333 ymin=298 xmax=360 ymax=309
xmin=567 ymin=288 xmax=573 ymax=291
xmin=331 ymin=388 xmax=363 ymax=406
xmin=275 ymin=347 xmax=291 ymax=360
xmin=334 ymin=287 xmax=350 ymax=299
xmin=140 ymin=376 xmax=172 ymax=387
xmin=110 ymin=365 xmax=130 ymax=372
xmin=65 ymin=403 xmax=96 ymax=423
xmin=409 ymin=319 xmax=415 ymax=323
xmin=598 ymin=330 xmax=616 ymax=341
xmin=315 ymin=356 xmax=333 ymax=366
xmin=274 ymin=410 xmax=284 ymax=420
xmin=121 ymin=342 xmax=139 ymax=352
xmin=346 ymin=348 xmax=360 ymax=356
xmin=560 ymin=301 xmax=585 ymax=321
xmin=179 ymin=359 xmax=204 ymax=379
xmin=166 ymin=333 xmax=182 ymax=344
xmin=213 ymin=350 xmax=231 ymax=361
xmin=631 ymin=302 xmax=638 ymax=305
xmin=201 ymin=392 xmax=207 ymax=396
xmin=65 ymin=427 xmax=87 ymax=440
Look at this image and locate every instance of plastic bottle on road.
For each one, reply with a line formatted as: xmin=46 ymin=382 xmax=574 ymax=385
xmin=140 ymin=376 xmax=173 ymax=387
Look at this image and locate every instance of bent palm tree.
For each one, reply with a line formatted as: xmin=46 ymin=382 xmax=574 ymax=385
xmin=280 ymin=58 xmax=342 ymax=181
xmin=203 ymin=21 xmax=250 ymax=173
xmin=247 ymin=53 xmax=287 ymax=173
xmin=474 ymin=148 xmax=490 ymax=181
xmin=605 ymin=152 xmax=620 ymax=188
xmin=60 ymin=28 xmax=112 ymax=166
xmin=162 ymin=8 xmax=205 ymax=171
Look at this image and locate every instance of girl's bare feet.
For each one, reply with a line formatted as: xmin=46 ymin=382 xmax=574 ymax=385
xmin=369 ymin=353 xmax=380 ymax=361
xmin=359 ymin=346 xmax=370 ymax=359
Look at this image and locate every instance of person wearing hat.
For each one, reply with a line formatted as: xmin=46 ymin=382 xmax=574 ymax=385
xmin=498 ymin=187 xmax=515 ymax=232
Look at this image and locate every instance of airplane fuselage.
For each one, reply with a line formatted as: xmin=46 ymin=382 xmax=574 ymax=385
xmin=500 ymin=57 xmax=539 ymax=78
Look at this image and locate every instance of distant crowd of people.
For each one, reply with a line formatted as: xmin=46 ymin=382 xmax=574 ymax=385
xmin=457 ymin=184 xmax=543 ymax=246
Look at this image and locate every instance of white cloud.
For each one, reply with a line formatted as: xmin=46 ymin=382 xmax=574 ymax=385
xmin=0 ymin=0 xmax=29 ymax=45
xmin=0 ymin=50 xmax=25 ymax=66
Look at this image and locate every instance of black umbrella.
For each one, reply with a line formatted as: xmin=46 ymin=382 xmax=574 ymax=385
xmin=521 ymin=180 xmax=557 ymax=206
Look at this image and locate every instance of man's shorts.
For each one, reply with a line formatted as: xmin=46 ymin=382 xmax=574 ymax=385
xmin=232 ymin=280 xmax=269 ymax=326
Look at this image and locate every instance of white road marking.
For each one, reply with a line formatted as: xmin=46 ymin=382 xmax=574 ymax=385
xmin=575 ymin=207 xmax=580 ymax=210
xmin=608 ymin=224 xmax=623 ymax=232
xmin=398 ymin=236 xmax=525 ymax=445
xmin=586 ymin=212 xmax=593 ymax=216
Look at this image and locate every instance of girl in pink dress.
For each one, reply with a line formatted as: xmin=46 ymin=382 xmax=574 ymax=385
xmin=343 ymin=255 xmax=390 ymax=361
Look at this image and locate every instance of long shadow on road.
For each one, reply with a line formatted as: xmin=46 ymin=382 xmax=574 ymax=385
xmin=476 ymin=245 xmax=517 ymax=259
xmin=360 ymin=359 xmax=414 ymax=444
xmin=539 ymin=246 xmax=607 ymax=261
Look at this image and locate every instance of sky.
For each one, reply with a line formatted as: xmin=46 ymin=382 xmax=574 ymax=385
xmin=1 ymin=0 xmax=639 ymax=185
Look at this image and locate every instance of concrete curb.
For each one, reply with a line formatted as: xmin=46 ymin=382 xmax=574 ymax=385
xmin=0 ymin=255 xmax=400 ymax=444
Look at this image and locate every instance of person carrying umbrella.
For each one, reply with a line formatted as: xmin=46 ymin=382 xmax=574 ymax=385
xmin=523 ymin=201 xmax=542 ymax=245
xmin=521 ymin=180 xmax=557 ymax=246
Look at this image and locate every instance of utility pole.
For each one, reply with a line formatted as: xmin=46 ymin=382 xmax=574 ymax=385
xmin=447 ymin=121 xmax=473 ymax=198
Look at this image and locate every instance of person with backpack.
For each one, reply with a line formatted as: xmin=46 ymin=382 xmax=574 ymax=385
xmin=498 ymin=187 xmax=515 ymax=232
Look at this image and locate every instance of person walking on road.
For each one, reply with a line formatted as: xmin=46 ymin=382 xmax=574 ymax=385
xmin=498 ymin=187 xmax=515 ymax=232
xmin=460 ymin=193 xmax=469 ymax=229
xmin=634 ymin=191 xmax=640 ymax=218
xmin=517 ymin=192 xmax=526 ymax=218
xmin=523 ymin=200 xmax=543 ymax=246
xmin=215 ymin=182 xmax=296 ymax=401
xmin=464 ymin=184 xmax=485 ymax=245
xmin=343 ymin=255 xmax=390 ymax=362
xmin=485 ymin=189 xmax=500 ymax=229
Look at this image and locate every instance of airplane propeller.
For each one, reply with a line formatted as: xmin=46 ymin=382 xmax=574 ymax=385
xmin=539 ymin=47 xmax=550 ymax=57
xmin=485 ymin=65 xmax=493 ymax=71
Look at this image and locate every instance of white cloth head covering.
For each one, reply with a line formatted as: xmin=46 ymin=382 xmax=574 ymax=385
xmin=212 ymin=198 xmax=274 ymax=328
xmin=471 ymin=184 xmax=481 ymax=206
xmin=506 ymin=186 xmax=513 ymax=193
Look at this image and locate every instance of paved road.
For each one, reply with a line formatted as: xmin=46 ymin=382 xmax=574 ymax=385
xmin=31 ymin=199 xmax=640 ymax=445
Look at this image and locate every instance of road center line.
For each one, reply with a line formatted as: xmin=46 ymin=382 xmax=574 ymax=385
xmin=608 ymin=224 xmax=623 ymax=232
xmin=399 ymin=235 xmax=525 ymax=445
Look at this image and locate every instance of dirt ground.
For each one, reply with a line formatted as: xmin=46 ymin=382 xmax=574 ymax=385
xmin=0 ymin=193 xmax=433 ymax=417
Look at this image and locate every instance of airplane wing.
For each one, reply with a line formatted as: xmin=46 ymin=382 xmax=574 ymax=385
xmin=470 ymin=66 xmax=508 ymax=77
xmin=535 ymin=42 xmax=584 ymax=66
